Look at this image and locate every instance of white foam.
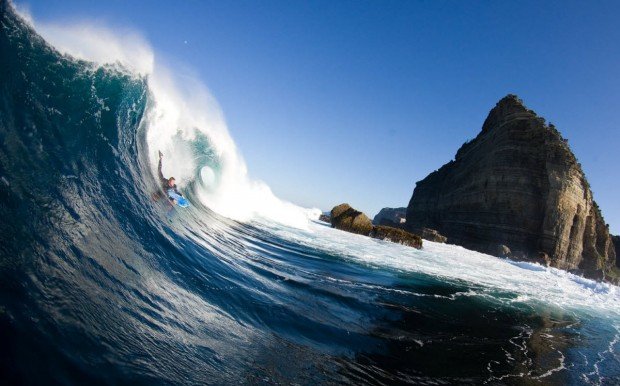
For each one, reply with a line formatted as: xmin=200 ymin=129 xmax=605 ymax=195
xmin=266 ymin=221 xmax=620 ymax=318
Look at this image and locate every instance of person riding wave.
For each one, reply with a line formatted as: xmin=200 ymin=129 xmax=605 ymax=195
xmin=157 ymin=151 xmax=184 ymax=205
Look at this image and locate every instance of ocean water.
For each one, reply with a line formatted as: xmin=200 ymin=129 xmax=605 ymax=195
xmin=1 ymin=3 xmax=619 ymax=385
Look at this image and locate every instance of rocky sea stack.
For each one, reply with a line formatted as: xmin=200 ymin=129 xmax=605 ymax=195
xmin=406 ymin=94 xmax=618 ymax=283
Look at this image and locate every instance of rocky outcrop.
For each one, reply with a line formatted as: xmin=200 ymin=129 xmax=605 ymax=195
xmin=372 ymin=208 xmax=447 ymax=243
xmin=409 ymin=227 xmax=448 ymax=243
xmin=372 ymin=207 xmax=407 ymax=227
xmin=330 ymin=203 xmax=373 ymax=235
xmin=370 ymin=226 xmax=422 ymax=248
xmin=319 ymin=214 xmax=331 ymax=223
xmin=330 ymin=204 xmax=422 ymax=249
xmin=406 ymin=94 xmax=617 ymax=282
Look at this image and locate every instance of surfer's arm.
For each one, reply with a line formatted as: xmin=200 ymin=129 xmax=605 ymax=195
xmin=157 ymin=157 xmax=166 ymax=184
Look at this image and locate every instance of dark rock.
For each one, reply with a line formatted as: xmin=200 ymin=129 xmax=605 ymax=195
xmin=373 ymin=207 xmax=407 ymax=226
xmin=583 ymin=269 xmax=605 ymax=281
xmin=319 ymin=214 xmax=331 ymax=223
xmin=492 ymin=244 xmax=512 ymax=258
xmin=410 ymin=227 xmax=448 ymax=243
xmin=369 ymin=225 xmax=423 ymax=249
xmin=405 ymin=94 xmax=617 ymax=283
xmin=330 ymin=203 xmax=373 ymax=236
xmin=605 ymin=265 xmax=620 ymax=285
xmin=536 ymin=252 xmax=551 ymax=267
xmin=613 ymin=235 xmax=620 ymax=268
xmin=377 ymin=219 xmax=401 ymax=228
xmin=606 ymin=275 xmax=620 ymax=286
xmin=568 ymin=268 xmax=584 ymax=276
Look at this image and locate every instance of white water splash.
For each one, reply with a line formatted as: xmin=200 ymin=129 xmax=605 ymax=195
xmin=267 ymin=220 xmax=620 ymax=318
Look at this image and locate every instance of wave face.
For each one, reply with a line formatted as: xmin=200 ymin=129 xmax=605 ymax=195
xmin=1 ymin=4 xmax=619 ymax=385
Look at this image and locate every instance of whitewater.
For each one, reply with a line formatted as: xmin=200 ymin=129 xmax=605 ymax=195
xmin=1 ymin=2 xmax=618 ymax=385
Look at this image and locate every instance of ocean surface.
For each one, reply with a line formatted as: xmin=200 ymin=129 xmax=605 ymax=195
xmin=1 ymin=3 xmax=619 ymax=385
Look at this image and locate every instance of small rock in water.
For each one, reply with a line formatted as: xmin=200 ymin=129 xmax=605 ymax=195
xmin=330 ymin=203 xmax=373 ymax=235
xmin=492 ymin=244 xmax=512 ymax=258
xmin=330 ymin=203 xmax=422 ymax=249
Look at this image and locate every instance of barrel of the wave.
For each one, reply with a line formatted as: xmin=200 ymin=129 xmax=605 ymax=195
xmin=200 ymin=166 xmax=216 ymax=188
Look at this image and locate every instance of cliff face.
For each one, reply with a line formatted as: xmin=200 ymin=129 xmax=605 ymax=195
xmin=613 ymin=236 xmax=620 ymax=268
xmin=406 ymin=95 xmax=617 ymax=280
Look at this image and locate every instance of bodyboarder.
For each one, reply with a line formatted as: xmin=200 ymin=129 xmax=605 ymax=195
xmin=155 ymin=151 xmax=184 ymax=206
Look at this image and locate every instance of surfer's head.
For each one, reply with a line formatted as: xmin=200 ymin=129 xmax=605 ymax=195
xmin=168 ymin=177 xmax=175 ymax=186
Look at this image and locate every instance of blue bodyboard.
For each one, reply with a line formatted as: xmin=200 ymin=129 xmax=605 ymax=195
xmin=167 ymin=190 xmax=190 ymax=208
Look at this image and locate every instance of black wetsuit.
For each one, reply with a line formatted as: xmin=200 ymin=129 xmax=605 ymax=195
xmin=158 ymin=158 xmax=182 ymax=201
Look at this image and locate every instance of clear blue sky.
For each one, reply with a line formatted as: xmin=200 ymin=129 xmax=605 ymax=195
xmin=18 ymin=0 xmax=620 ymax=233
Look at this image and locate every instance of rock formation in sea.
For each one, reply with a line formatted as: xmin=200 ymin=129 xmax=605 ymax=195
xmin=331 ymin=203 xmax=373 ymax=236
xmin=411 ymin=228 xmax=448 ymax=244
xmin=405 ymin=94 xmax=617 ymax=282
xmin=318 ymin=213 xmax=331 ymax=223
xmin=330 ymin=204 xmax=422 ymax=249
xmin=373 ymin=207 xmax=447 ymax=243
xmin=369 ymin=226 xmax=423 ymax=248
xmin=372 ymin=207 xmax=407 ymax=227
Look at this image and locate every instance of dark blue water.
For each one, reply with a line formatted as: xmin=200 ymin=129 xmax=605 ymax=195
xmin=1 ymin=3 xmax=619 ymax=385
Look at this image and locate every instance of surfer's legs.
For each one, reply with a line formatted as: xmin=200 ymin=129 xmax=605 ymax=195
xmin=151 ymin=191 xmax=164 ymax=201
